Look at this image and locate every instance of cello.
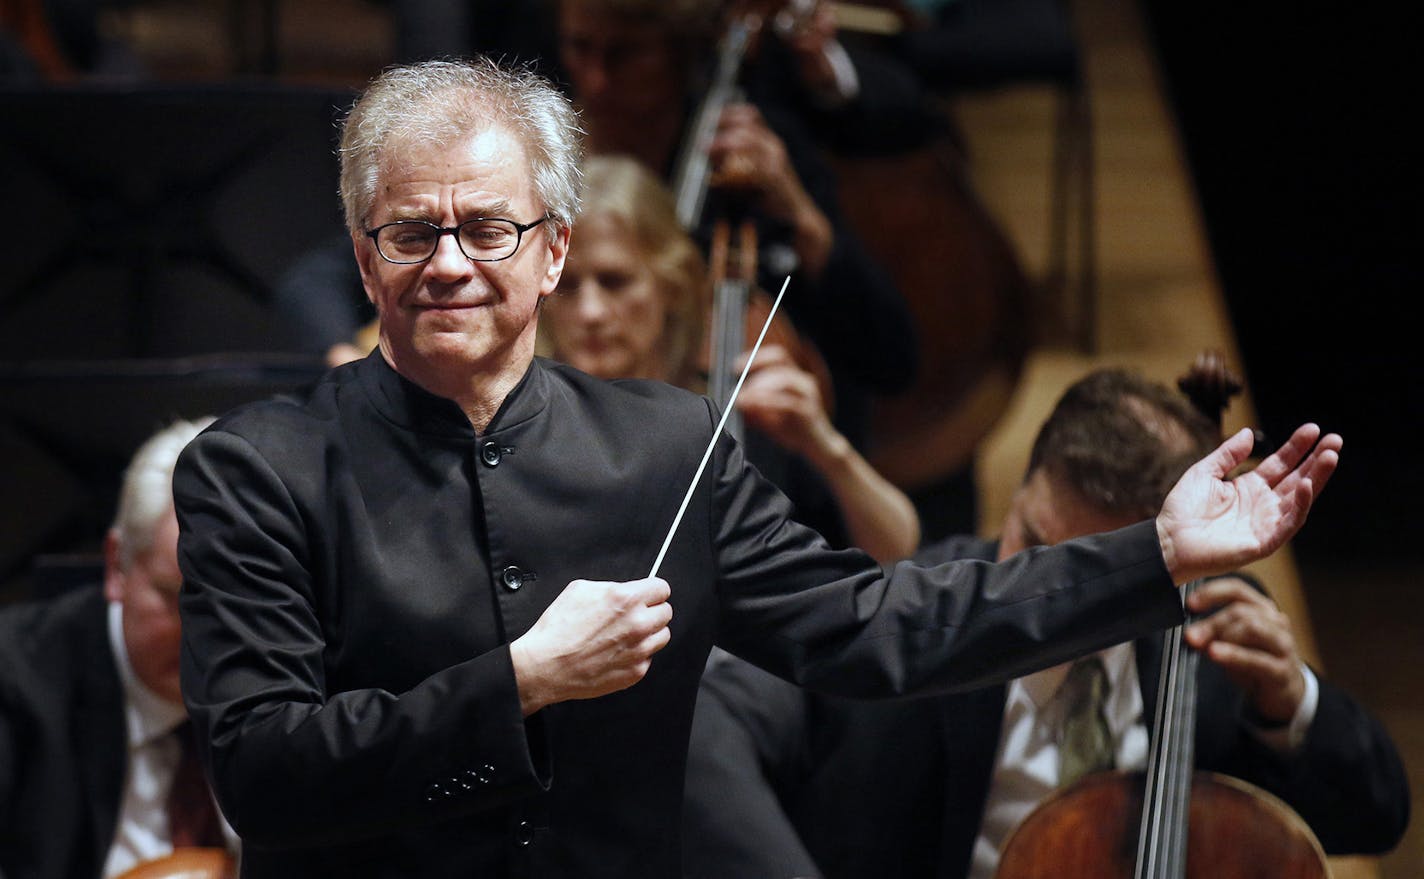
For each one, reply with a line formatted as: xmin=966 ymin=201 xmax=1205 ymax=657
xmin=993 ymin=353 xmax=1332 ymax=878
xmin=112 ymin=848 xmax=235 ymax=879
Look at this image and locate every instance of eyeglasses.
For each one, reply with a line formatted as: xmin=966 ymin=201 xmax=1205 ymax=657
xmin=365 ymin=216 xmax=549 ymax=264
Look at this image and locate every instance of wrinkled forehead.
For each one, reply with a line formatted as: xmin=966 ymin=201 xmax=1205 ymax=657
xmin=378 ymin=117 xmax=531 ymax=176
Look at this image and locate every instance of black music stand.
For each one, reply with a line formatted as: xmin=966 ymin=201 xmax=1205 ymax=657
xmin=0 ymin=355 xmax=327 ymax=601
xmin=0 ymin=82 xmax=356 ymax=360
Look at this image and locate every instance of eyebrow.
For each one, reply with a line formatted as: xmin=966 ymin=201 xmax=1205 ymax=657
xmin=459 ymin=198 xmax=515 ymax=220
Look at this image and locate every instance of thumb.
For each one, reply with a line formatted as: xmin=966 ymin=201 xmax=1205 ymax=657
xmin=1202 ymin=427 xmax=1255 ymax=479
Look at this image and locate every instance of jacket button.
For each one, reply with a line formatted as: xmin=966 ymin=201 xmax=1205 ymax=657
xmin=425 ymin=782 xmax=450 ymax=803
xmin=515 ymin=820 xmax=534 ymax=846
xmin=480 ymin=441 xmax=502 ymax=467
xmin=501 ymin=566 xmax=524 ymax=591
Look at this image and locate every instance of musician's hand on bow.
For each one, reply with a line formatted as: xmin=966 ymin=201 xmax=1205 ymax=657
xmin=711 ymin=102 xmax=832 ymax=276
xmin=1184 ymin=576 xmax=1307 ymax=724
xmin=734 ymin=344 xmax=838 ymax=461
xmin=1155 ymin=424 xmax=1341 ymax=585
xmin=510 ymin=577 xmax=673 ymax=716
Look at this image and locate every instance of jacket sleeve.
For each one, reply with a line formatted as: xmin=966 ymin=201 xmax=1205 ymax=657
xmin=1209 ymin=669 xmax=1411 ymax=855
xmin=1190 ymin=574 xmax=1411 ymax=855
xmin=174 ymin=428 xmax=549 ymax=849
xmin=706 ymin=413 xmax=1185 ymax=697
xmin=683 ymin=654 xmax=823 ymax=879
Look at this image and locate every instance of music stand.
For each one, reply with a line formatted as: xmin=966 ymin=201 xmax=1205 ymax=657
xmin=0 ymin=82 xmax=356 ymax=360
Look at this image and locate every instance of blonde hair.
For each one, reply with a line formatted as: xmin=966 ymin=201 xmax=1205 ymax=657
xmin=548 ymin=154 xmax=708 ymax=387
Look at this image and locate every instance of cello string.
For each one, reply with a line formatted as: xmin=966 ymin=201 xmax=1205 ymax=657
xmin=1139 ymin=578 xmax=1205 ymax=879
xmin=1137 ymin=610 xmax=1179 ymax=878
xmin=648 ymin=275 xmax=791 ymax=579
xmin=1169 ymin=584 xmax=1204 ymax=875
xmin=1149 ymin=579 xmax=1202 ymax=879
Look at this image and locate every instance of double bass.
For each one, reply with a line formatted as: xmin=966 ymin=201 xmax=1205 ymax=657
xmin=816 ymin=3 xmax=1037 ymax=501
xmin=670 ymin=3 xmax=835 ymax=440
xmin=994 ymin=353 xmax=1332 ymax=878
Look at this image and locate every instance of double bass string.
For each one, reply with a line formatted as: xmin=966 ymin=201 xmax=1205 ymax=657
xmin=648 ymin=275 xmax=792 ymax=579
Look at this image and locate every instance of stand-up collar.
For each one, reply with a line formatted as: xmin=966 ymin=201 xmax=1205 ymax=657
xmin=358 ymin=350 xmax=552 ymax=437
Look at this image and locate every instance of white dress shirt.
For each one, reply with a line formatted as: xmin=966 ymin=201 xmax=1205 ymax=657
xmin=967 ymin=642 xmax=1319 ymax=879
xmin=101 ymin=603 xmax=239 ymax=878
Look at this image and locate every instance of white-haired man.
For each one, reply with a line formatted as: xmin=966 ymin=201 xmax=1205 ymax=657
xmin=173 ymin=57 xmax=1341 ymax=878
xmin=0 ymin=417 xmax=235 ymax=879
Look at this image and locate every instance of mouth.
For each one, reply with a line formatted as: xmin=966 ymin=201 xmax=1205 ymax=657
xmin=575 ymin=335 xmax=616 ymax=353
xmin=413 ymin=300 xmax=489 ymax=312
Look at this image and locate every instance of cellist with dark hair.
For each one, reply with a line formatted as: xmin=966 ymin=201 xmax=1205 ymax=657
xmin=682 ymin=354 xmax=1409 ymax=879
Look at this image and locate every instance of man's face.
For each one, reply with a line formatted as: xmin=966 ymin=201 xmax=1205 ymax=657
xmin=996 ymin=468 xmax=1138 ymax=562
xmin=543 ymin=213 xmax=671 ymax=381
xmin=353 ymin=124 xmax=569 ymax=384
xmin=105 ymin=507 xmax=184 ymax=705
xmin=558 ymin=1 xmax=685 ymax=126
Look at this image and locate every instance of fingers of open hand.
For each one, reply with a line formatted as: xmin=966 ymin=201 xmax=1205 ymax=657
xmin=1257 ymin=431 xmax=1339 ymax=536
xmin=1202 ymin=427 xmax=1256 ymax=479
xmin=1250 ymin=423 xmax=1323 ymax=486
xmin=1298 ymin=432 xmax=1342 ymax=494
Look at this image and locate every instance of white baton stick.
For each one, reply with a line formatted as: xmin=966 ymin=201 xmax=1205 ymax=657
xmin=648 ymin=275 xmax=791 ymax=578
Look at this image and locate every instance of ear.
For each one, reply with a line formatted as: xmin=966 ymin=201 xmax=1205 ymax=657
xmin=103 ymin=529 xmax=125 ymax=603
xmin=352 ymin=230 xmax=380 ymax=307
xmin=539 ymin=223 xmax=572 ymax=299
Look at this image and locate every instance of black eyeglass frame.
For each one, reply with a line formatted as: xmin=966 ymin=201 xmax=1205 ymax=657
xmin=364 ymin=215 xmax=550 ymax=264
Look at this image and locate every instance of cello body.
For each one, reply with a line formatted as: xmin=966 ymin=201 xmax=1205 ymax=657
xmin=996 ymin=770 xmax=1332 ymax=878
xmin=995 ymin=571 xmax=1331 ymax=879
xmin=112 ymin=847 xmax=235 ymax=879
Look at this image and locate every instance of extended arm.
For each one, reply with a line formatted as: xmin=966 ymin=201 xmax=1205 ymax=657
xmin=1157 ymin=424 xmax=1341 ymax=584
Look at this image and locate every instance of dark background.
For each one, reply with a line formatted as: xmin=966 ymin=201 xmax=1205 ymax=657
xmin=1140 ymin=2 xmax=1421 ymax=566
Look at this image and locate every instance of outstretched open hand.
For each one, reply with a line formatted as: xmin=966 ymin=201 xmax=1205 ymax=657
xmin=1155 ymin=424 xmax=1342 ymax=585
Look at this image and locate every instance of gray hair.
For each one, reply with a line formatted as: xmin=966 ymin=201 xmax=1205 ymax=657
xmin=111 ymin=417 xmax=215 ymax=569
xmin=338 ymin=57 xmax=585 ymax=238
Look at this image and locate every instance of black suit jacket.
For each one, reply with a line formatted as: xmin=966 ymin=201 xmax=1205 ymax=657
xmin=682 ymin=536 xmax=1411 ymax=879
xmin=173 ymin=353 xmax=1185 ymax=878
xmin=0 ymin=587 xmax=127 ymax=879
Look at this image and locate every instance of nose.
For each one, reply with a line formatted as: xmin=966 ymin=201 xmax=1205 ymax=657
xmin=574 ymin=281 xmax=611 ymax=323
xmin=426 ymin=232 xmax=474 ymax=282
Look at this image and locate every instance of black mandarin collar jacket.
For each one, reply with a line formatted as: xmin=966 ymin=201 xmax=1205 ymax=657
xmin=173 ymin=351 xmax=1181 ymax=878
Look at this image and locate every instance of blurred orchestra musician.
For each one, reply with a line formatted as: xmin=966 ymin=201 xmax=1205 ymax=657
xmin=0 ymin=417 xmax=238 ymax=879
